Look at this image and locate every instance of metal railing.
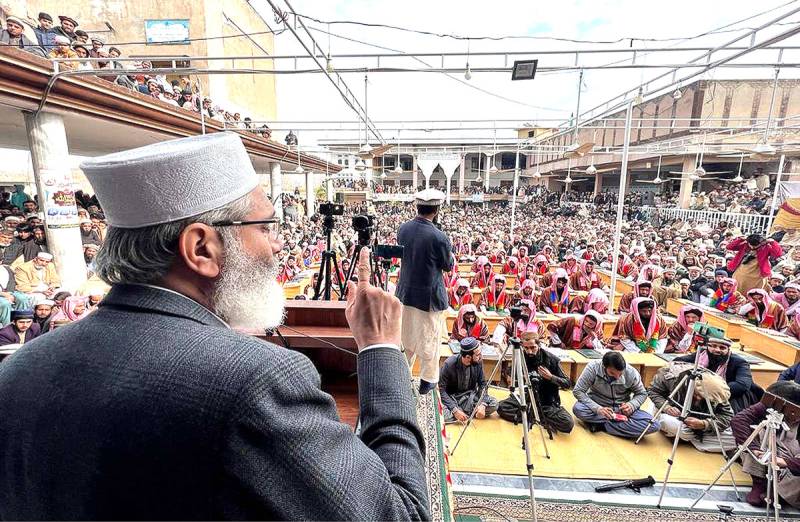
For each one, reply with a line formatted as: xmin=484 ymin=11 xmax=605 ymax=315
xmin=639 ymin=206 xmax=771 ymax=233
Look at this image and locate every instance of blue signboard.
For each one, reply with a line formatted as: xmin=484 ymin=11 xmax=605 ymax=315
xmin=144 ymin=20 xmax=190 ymax=45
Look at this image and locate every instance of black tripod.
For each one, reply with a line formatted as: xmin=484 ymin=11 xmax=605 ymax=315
xmin=312 ymin=213 xmax=346 ymax=301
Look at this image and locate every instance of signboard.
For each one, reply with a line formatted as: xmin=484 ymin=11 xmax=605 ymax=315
xmin=470 ymin=194 xmax=484 ymax=203
xmin=40 ymin=168 xmax=79 ymax=229
xmin=418 ymin=153 xmax=460 ymax=164
xmin=145 ymin=20 xmax=190 ymax=45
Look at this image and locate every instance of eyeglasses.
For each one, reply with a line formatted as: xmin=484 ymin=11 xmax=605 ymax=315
xmin=211 ymin=218 xmax=281 ymax=241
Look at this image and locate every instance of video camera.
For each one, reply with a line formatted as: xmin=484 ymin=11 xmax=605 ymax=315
xmin=691 ymin=322 xmax=726 ymax=345
xmin=319 ymin=202 xmax=344 ymax=216
xmin=509 ymin=306 xmax=529 ymax=323
xmin=352 ymin=214 xmax=375 ymax=246
xmin=373 ymin=244 xmax=403 ymax=259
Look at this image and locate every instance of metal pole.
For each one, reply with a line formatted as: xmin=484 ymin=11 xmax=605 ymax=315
xmin=764 ymin=64 xmax=781 ymax=142
xmin=511 ymin=144 xmax=520 ymax=238
xmin=608 ymin=100 xmax=634 ymax=310
xmin=573 ymin=69 xmax=584 ymax=140
xmin=766 ymin=154 xmax=786 ymax=233
xmin=197 ymin=81 xmax=206 ymax=135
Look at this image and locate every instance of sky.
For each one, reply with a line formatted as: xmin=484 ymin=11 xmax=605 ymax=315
xmin=260 ymin=0 xmax=800 ymax=147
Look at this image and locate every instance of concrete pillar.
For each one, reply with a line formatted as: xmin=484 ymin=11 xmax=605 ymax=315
xmin=459 ymin=154 xmax=465 ymax=194
xmin=305 ymin=170 xmax=314 ymax=218
xmin=23 ymin=111 xmax=87 ymax=292
xmin=412 ymin=155 xmax=418 ymax=189
xmin=593 ymin=172 xmax=603 ymax=196
xmin=270 ymin=162 xmax=283 ymax=219
xmin=677 ymin=155 xmax=695 ymax=209
xmin=484 ymin=154 xmax=490 ymax=191
xmin=326 ymin=177 xmax=333 ymax=202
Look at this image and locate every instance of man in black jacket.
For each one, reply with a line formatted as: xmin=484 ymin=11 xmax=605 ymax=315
xmin=396 ymin=188 xmax=453 ymax=394
xmin=439 ymin=337 xmax=498 ymax=423
xmin=686 ymin=266 xmax=708 ymax=303
xmin=520 ymin=331 xmax=574 ymax=433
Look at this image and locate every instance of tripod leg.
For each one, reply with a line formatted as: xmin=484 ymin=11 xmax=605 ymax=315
xmin=312 ymin=253 xmax=327 ymax=300
xmin=702 ymin=394 xmax=741 ymax=500
xmin=768 ymin=428 xmax=781 ymax=522
xmin=450 ymin=342 xmax=513 ymax=455
xmin=518 ymin=353 xmax=550 ymax=458
xmin=514 ymin=344 xmax=538 ymax=522
xmin=657 ymin=375 xmax=699 ymax=508
xmin=635 ymin=374 xmax=688 ymax=445
xmin=690 ymin=423 xmax=767 ymax=510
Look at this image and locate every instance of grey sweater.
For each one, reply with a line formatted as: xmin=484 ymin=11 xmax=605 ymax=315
xmin=573 ymin=359 xmax=648 ymax=412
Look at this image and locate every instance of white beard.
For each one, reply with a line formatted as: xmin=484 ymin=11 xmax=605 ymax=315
xmin=212 ymin=231 xmax=285 ymax=330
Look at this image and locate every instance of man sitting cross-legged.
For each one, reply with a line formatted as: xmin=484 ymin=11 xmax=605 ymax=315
xmin=572 ymin=351 xmax=660 ymax=438
xmin=438 ymin=337 xmax=499 ymax=424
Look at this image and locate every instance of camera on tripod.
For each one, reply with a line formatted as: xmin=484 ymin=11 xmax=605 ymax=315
xmin=373 ymin=244 xmax=403 ymax=259
xmin=319 ymin=202 xmax=344 ymax=216
xmin=352 ymin=214 xmax=375 ymax=246
xmin=691 ymin=322 xmax=725 ymax=345
xmin=509 ymin=306 xmax=528 ymax=323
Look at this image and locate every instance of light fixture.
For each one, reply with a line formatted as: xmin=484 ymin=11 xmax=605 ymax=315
xmin=489 ymin=164 xmax=498 ymax=174
xmin=532 ymin=170 xmax=542 ymax=179
xmin=380 ymin=171 xmax=387 ymax=179
xmin=464 ymin=63 xmax=472 ymax=81
xmin=672 ymin=88 xmax=682 ymax=101
xmin=393 ymin=164 xmax=403 ymax=175
xmin=475 ymin=175 xmax=483 ymax=183
xmin=354 ymin=159 xmax=367 ymax=171
xmin=585 ymin=163 xmax=597 ymax=175
xmin=294 ymin=165 xmax=304 ymax=174
xmin=326 ymin=55 xmax=334 ymax=73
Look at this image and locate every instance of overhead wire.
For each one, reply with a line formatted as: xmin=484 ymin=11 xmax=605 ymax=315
xmin=293 ymin=0 xmax=800 ymax=44
xmin=304 ymin=24 xmax=567 ymax=113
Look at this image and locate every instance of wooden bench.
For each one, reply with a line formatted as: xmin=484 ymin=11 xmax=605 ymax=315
xmin=666 ymin=298 xmax=748 ymax=340
xmin=738 ymin=325 xmax=800 ymax=367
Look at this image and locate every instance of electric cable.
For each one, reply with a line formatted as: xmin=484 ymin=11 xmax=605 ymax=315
xmin=294 ymin=0 xmax=800 ymax=44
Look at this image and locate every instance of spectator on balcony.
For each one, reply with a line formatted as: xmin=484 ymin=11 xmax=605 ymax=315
xmin=47 ymin=35 xmax=78 ymax=69
xmin=107 ymin=47 xmax=136 ymax=90
xmin=74 ymin=29 xmax=88 ymax=44
xmin=1 ymin=16 xmax=46 ymax=58
xmin=71 ymin=42 xmax=93 ymax=71
xmin=34 ymin=12 xmax=57 ymax=52
xmin=159 ymin=89 xmax=179 ymax=107
xmin=88 ymin=36 xmax=103 ymax=57
xmin=285 ymin=130 xmax=298 ymax=146
xmin=54 ymin=15 xmax=78 ymax=42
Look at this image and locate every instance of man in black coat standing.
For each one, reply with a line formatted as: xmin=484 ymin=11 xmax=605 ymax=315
xmin=396 ymin=188 xmax=453 ymax=394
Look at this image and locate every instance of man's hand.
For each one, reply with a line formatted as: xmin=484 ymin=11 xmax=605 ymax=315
xmin=0 ymin=292 xmax=14 ymax=303
xmin=345 ymin=248 xmax=402 ymax=351
xmin=537 ymin=366 xmax=553 ymax=380
xmin=453 ymin=409 xmax=469 ymax=423
xmin=684 ymin=417 xmax=705 ymax=430
xmin=776 ymin=457 xmax=788 ymax=468
xmin=597 ymin=407 xmax=614 ymax=420
xmin=665 ymin=406 xmax=681 ymax=417
xmin=475 ymin=404 xmax=486 ymax=419
xmin=619 ymin=402 xmax=634 ymax=416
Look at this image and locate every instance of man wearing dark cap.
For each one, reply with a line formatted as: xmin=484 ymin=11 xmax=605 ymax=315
xmin=438 ymin=337 xmax=499 ymax=423
xmin=0 ymin=310 xmax=40 ymax=346
xmin=34 ymin=12 xmax=57 ymax=50
xmin=74 ymin=29 xmax=89 ymax=44
xmin=55 ymin=15 xmax=78 ymax=41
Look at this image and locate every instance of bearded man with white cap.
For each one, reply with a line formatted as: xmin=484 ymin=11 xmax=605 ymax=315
xmin=13 ymin=251 xmax=59 ymax=301
xmin=0 ymin=133 xmax=428 ymax=520
xmin=396 ymin=188 xmax=453 ymax=394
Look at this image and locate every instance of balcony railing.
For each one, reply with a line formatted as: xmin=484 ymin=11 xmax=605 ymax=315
xmin=640 ymin=206 xmax=770 ymax=233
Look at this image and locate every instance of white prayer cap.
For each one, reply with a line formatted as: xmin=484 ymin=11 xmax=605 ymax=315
xmin=79 ymin=133 xmax=258 ymax=228
xmin=36 ymin=252 xmax=53 ymax=261
xmin=414 ymin=188 xmax=445 ymax=206
xmin=35 ymin=300 xmax=55 ymax=307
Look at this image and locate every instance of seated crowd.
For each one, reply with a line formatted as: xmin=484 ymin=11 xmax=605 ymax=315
xmin=0 ymin=187 xmax=107 ymax=350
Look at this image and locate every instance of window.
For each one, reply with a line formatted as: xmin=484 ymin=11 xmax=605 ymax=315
xmin=141 ymin=58 xmax=191 ymax=85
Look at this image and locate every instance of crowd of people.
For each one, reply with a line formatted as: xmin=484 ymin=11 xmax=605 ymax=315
xmin=0 ymin=187 xmax=106 ymax=349
xmin=0 ymin=11 xmax=273 ymax=137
